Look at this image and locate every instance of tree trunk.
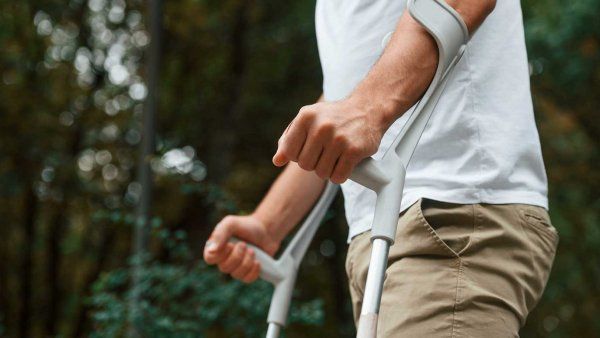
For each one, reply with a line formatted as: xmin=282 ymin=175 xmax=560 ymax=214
xmin=71 ymin=223 xmax=116 ymax=338
xmin=130 ymin=0 xmax=162 ymax=336
xmin=17 ymin=184 xmax=38 ymax=338
xmin=45 ymin=125 xmax=82 ymax=336
xmin=45 ymin=210 xmax=64 ymax=336
xmin=207 ymin=0 xmax=250 ymax=184
xmin=0 ymin=202 xmax=10 ymax=335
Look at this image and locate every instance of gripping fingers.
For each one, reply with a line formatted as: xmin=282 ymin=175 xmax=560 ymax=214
xmin=204 ymin=242 xmax=233 ymax=265
xmin=231 ymin=248 xmax=255 ymax=280
xmin=315 ymin=146 xmax=342 ymax=179
xmin=219 ymin=242 xmax=246 ymax=273
xmin=241 ymin=261 xmax=261 ymax=283
xmin=297 ymin=126 xmax=327 ymax=171
xmin=273 ymin=121 xmax=307 ymax=166
xmin=330 ymin=154 xmax=358 ymax=184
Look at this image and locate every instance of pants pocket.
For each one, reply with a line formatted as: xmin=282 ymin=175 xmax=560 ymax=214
xmin=519 ymin=205 xmax=559 ymax=253
xmin=416 ymin=198 xmax=475 ymax=257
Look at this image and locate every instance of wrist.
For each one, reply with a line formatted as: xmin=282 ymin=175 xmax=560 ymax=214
xmin=251 ymin=210 xmax=284 ymax=245
xmin=347 ymin=88 xmax=406 ymax=134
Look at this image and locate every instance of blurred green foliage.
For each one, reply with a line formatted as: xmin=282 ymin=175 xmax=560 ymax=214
xmin=521 ymin=0 xmax=600 ymax=336
xmin=0 ymin=0 xmax=598 ymax=337
xmin=90 ymin=218 xmax=323 ymax=338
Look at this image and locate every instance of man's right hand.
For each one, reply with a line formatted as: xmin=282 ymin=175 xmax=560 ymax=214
xmin=203 ymin=214 xmax=280 ymax=283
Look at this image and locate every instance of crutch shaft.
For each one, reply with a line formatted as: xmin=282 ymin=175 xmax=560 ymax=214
xmin=266 ymin=323 xmax=281 ymax=338
xmin=356 ymin=239 xmax=390 ymax=338
xmin=361 ymin=239 xmax=390 ymax=315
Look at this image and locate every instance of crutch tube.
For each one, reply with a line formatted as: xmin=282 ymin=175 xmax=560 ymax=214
xmin=354 ymin=1 xmax=468 ymax=336
xmin=266 ymin=324 xmax=281 ymax=338
xmin=355 ymin=239 xmax=390 ymax=337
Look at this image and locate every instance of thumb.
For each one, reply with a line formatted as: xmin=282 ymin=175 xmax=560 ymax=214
xmin=204 ymin=218 xmax=235 ymax=255
xmin=273 ymin=134 xmax=290 ymax=167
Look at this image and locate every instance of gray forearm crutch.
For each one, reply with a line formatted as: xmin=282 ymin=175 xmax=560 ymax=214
xmin=237 ymin=1 xmax=469 ymax=337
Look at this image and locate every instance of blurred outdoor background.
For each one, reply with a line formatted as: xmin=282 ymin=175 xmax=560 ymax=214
xmin=0 ymin=0 xmax=598 ymax=337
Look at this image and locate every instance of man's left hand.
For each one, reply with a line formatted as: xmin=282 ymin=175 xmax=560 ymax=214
xmin=272 ymin=98 xmax=391 ymax=184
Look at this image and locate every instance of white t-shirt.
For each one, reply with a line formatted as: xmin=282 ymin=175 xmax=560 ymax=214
xmin=315 ymin=0 xmax=549 ymax=241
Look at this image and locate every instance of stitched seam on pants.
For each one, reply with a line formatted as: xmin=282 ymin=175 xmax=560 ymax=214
xmin=456 ymin=204 xmax=477 ymax=256
xmin=451 ymin=204 xmax=480 ymax=337
xmin=451 ymin=258 xmax=464 ymax=338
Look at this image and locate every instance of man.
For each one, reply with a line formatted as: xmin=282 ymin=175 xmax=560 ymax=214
xmin=204 ymin=0 xmax=558 ymax=336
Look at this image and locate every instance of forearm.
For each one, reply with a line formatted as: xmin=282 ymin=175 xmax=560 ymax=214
xmin=253 ymin=159 xmax=326 ymax=243
xmin=349 ymin=0 xmax=496 ymax=126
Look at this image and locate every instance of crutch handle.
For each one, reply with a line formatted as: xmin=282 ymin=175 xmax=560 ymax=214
xmin=350 ymin=154 xmax=406 ymax=243
xmin=229 ymin=182 xmax=339 ymax=330
xmin=229 ymin=238 xmax=286 ymax=283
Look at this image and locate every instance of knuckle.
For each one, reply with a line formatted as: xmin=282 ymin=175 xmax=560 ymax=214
xmin=346 ymin=144 xmax=363 ymax=158
xmin=240 ymin=258 xmax=252 ymax=270
xmin=333 ymin=134 xmax=349 ymax=148
xmin=316 ymin=121 xmax=334 ymax=136
xmin=230 ymin=252 xmax=243 ymax=265
xmin=236 ymin=245 xmax=246 ymax=257
xmin=221 ymin=215 xmax=235 ymax=226
xmin=299 ymin=107 xmax=315 ymax=120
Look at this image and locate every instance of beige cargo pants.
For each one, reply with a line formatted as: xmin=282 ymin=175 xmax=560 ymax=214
xmin=346 ymin=199 xmax=558 ymax=337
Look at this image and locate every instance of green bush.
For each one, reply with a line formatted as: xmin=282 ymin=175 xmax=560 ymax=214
xmin=89 ymin=223 xmax=324 ymax=337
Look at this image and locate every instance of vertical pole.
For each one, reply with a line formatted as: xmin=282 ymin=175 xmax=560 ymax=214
xmin=266 ymin=323 xmax=281 ymax=338
xmin=356 ymin=239 xmax=391 ymax=338
xmin=129 ymin=0 xmax=162 ymax=336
